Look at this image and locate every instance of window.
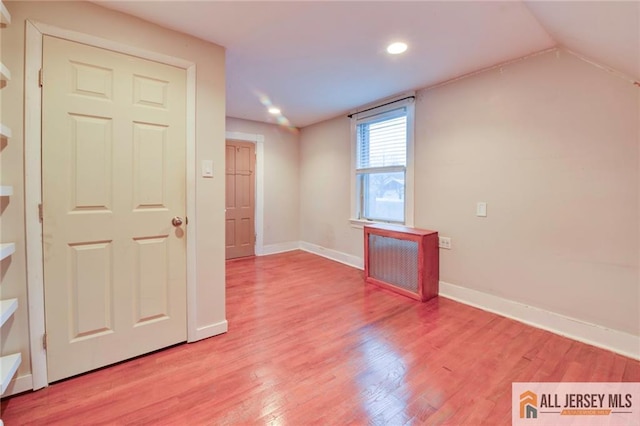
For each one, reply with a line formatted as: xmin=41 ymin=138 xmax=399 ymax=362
xmin=352 ymin=97 xmax=414 ymax=225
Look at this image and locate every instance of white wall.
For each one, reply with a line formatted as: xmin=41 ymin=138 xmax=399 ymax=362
xmin=225 ymin=117 xmax=300 ymax=247
xmin=1 ymin=0 xmax=226 ymax=389
xmin=416 ymin=50 xmax=638 ymax=336
xmin=299 ymin=116 xmax=363 ymax=259
xmin=299 ymin=49 xmax=639 ymax=339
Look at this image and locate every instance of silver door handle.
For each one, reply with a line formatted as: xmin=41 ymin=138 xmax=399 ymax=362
xmin=172 ymin=217 xmax=183 ymax=227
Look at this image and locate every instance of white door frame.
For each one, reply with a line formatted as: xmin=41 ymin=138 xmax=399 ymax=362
xmin=25 ymin=20 xmax=198 ymax=389
xmin=225 ymin=131 xmax=265 ymax=255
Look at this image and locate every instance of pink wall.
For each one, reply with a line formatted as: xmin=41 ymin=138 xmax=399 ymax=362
xmin=415 ymin=50 xmax=638 ymax=335
xmin=300 ymin=49 xmax=639 ymax=337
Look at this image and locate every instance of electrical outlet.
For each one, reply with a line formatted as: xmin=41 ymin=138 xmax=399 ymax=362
xmin=438 ymin=236 xmax=451 ymax=250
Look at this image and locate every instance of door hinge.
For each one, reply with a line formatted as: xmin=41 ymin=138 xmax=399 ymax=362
xmin=42 ymin=332 xmax=47 ymax=350
xmin=38 ymin=203 xmax=43 ymax=222
xmin=38 ymin=69 xmax=43 ymax=87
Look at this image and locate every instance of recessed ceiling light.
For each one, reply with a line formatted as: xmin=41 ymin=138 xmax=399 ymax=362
xmin=387 ymin=42 xmax=408 ymax=55
xmin=268 ymin=107 xmax=281 ymax=115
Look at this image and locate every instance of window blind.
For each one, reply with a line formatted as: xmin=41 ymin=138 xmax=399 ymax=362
xmin=356 ymin=109 xmax=407 ymax=170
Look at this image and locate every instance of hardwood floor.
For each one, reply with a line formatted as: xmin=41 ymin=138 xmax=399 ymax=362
xmin=2 ymin=250 xmax=639 ymax=425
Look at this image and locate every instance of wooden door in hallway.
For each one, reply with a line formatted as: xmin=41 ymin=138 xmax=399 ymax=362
xmin=42 ymin=36 xmax=188 ymax=382
xmin=225 ymin=140 xmax=255 ymax=259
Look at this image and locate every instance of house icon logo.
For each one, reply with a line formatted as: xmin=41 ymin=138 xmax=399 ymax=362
xmin=520 ymin=390 xmax=538 ymax=419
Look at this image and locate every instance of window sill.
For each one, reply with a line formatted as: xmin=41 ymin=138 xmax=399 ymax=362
xmin=349 ymin=218 xmax=414 ymax=229
xmin=349 ymin=218 xmax=376 ymax=229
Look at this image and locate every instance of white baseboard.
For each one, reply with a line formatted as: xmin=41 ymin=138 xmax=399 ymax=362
xmin=192 ymin=320 xmax=228 ymax=342
xmin=439 ymin=281 xmax=640 ymax=360
xmin=299 ymin=241 xmax=364 ymax=270
xmin=257 ymin=241 xmax=300 ymax=256
xmin=2 ymin=374 xmax=34 ymax=397
xmin=255 ymin=241 xmax=640 ymax=360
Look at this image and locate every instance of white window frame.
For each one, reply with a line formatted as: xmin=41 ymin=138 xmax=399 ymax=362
xmin=350 ymin=94 xmax=415 ymax=228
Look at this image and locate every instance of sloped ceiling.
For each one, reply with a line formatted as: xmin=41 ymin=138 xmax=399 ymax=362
xmin=94 ymin=1 xmax=638 ymax=128
xmin=525 ymin=1 xmax=640 ymax=81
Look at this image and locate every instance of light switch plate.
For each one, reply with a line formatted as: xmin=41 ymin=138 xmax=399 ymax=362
xmin=202 ymin=160 xmax=214 ymax=178
xmin=476 ymin=202 xmax=487 ymax=217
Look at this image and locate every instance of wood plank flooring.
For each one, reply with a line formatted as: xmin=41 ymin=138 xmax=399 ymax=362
xmin=2 ymin=250 xmax=639 ymax=425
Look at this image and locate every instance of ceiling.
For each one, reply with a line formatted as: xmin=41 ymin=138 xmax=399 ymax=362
xmin=94 ymin=1 xmax=639 ymax=128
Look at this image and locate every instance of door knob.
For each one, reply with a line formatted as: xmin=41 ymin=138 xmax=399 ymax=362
xmin=172 ymin=217 xmax=183 ymax=227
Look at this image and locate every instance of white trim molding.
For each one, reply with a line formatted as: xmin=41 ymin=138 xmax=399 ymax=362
xmin=439 ymin=281 xmax=640 ymax=361
xmin=185 ymin=65 xmax=198 ymax=343
xmin=2 ymin=374 xmax=33 ymax=398
xmin=299 ymin=241 xmax=363 ymax=270
xmin=291 ymin=241 xmax=640 ymax=360
xmin=349 ymin=218 xmax=376 ymax=229
xmin=25 ymin=20 xmax=198 ymax=389
xmin=256 ymin=240 xmax=363 ymax=270
xmin=25 ymin=20 xmax=46 ymax=390
xmin=194 ymin=320 xmax=228 ymax=342
xmin=225 ymin=131 xmax=265 ymax=256
xmin=261 ymin=241 xmax=300 ymax=256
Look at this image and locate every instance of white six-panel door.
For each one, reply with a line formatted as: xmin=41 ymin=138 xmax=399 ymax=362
xmin=42 ymin=36 xmax=187 ymax=382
